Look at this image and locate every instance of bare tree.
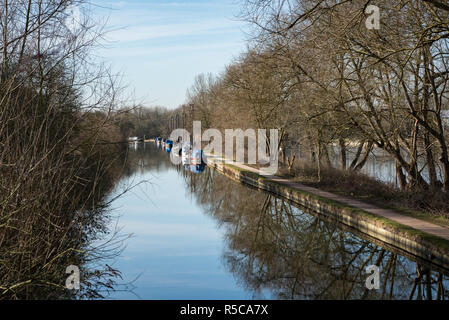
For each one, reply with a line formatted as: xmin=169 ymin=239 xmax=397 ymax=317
xmin=0 ymin=0 xmax=130 ymax=299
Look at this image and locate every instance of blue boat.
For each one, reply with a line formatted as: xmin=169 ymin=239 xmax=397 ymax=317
xmin=190 ymin=149 xmax=205 ymax=165
xmin=165 ymin=140 xmax=173 ymax=153
xmin=181 ymin=142 xmax=191 ymax=161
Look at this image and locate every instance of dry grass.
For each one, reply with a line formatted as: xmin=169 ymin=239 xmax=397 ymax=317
xmin=277 ymin=159 xmax=449 ymax=220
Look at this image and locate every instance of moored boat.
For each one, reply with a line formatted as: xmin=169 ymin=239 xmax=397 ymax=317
xmin=190 ymin=149 xmax=205 ymax=165
xmin=165 ymin=140 xmax=173 ymax=152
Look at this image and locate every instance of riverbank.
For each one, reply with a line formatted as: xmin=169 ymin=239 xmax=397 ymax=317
xmin=204 ymin=153 xmax=449 ymax=271
xmin=277 ymin=160 xmax=449 ymax=224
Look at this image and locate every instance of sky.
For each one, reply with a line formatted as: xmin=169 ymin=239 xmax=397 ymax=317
xmin=91 ymin=0 xmax=248 ymax=109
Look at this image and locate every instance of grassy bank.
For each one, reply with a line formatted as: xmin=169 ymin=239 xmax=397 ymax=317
xmin=274 ymin=163 xmax=449 ymax=228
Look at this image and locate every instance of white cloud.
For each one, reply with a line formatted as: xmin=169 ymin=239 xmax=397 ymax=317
xmin=90 ymin=0 xmax=246 ymax=107
xmin=106 ymin=18 xmax=242 ymax=43
xmin=100 ymin=41 xmax=242 ymax=58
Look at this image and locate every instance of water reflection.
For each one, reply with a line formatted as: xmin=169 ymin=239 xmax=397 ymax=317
xmin=109 ymin=143 xmax=449 ymax=300
xmin=178 ymin=151 xmax=449 ymax=300
xmin=108 ymin=143 xmax=249 ymax=299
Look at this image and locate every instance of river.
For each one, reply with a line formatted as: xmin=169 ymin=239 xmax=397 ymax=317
xmin=103 ymin=143 xmax=449 ymax=300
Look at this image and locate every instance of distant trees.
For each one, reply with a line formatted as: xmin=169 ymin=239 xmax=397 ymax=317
xmin=186 ymin=73 xmax=218 ymax=129
xmin=183 ymin=0 xmax=449 ymax=192
xmin=115 ymin=105 xmax=172 ymax=138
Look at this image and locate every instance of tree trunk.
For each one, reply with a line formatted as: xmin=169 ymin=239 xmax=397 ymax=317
xmin=349 ymin=140 xmax=365 ymax=170
xmin=407 ymin=120 xmax=420 ymax=190
xmin=354 ymin=141 xmax=373 ymax=171
xmin=317 ymin=140 xmax=322 ymax=182
xmin=396 ymin=161 xmax=407 ymax=190
xmin=339 ymin=137 xmax=346 ymax=170
xmin=424 ymin=133 xmax=438 ymax=189
xmin=322 ymin=144 xmax=332 ymax=168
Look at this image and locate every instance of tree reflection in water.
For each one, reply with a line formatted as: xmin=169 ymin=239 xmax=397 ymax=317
xmin=180 ymin=166 xmax=449 ymax=300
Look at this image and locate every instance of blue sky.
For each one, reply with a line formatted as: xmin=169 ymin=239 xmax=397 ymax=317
xmin=92 ymin=0 xmax=248 ymax=109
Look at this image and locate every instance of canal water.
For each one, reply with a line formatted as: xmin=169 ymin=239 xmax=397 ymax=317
xmin=104 ymin=143 xmax=449 ymax=300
